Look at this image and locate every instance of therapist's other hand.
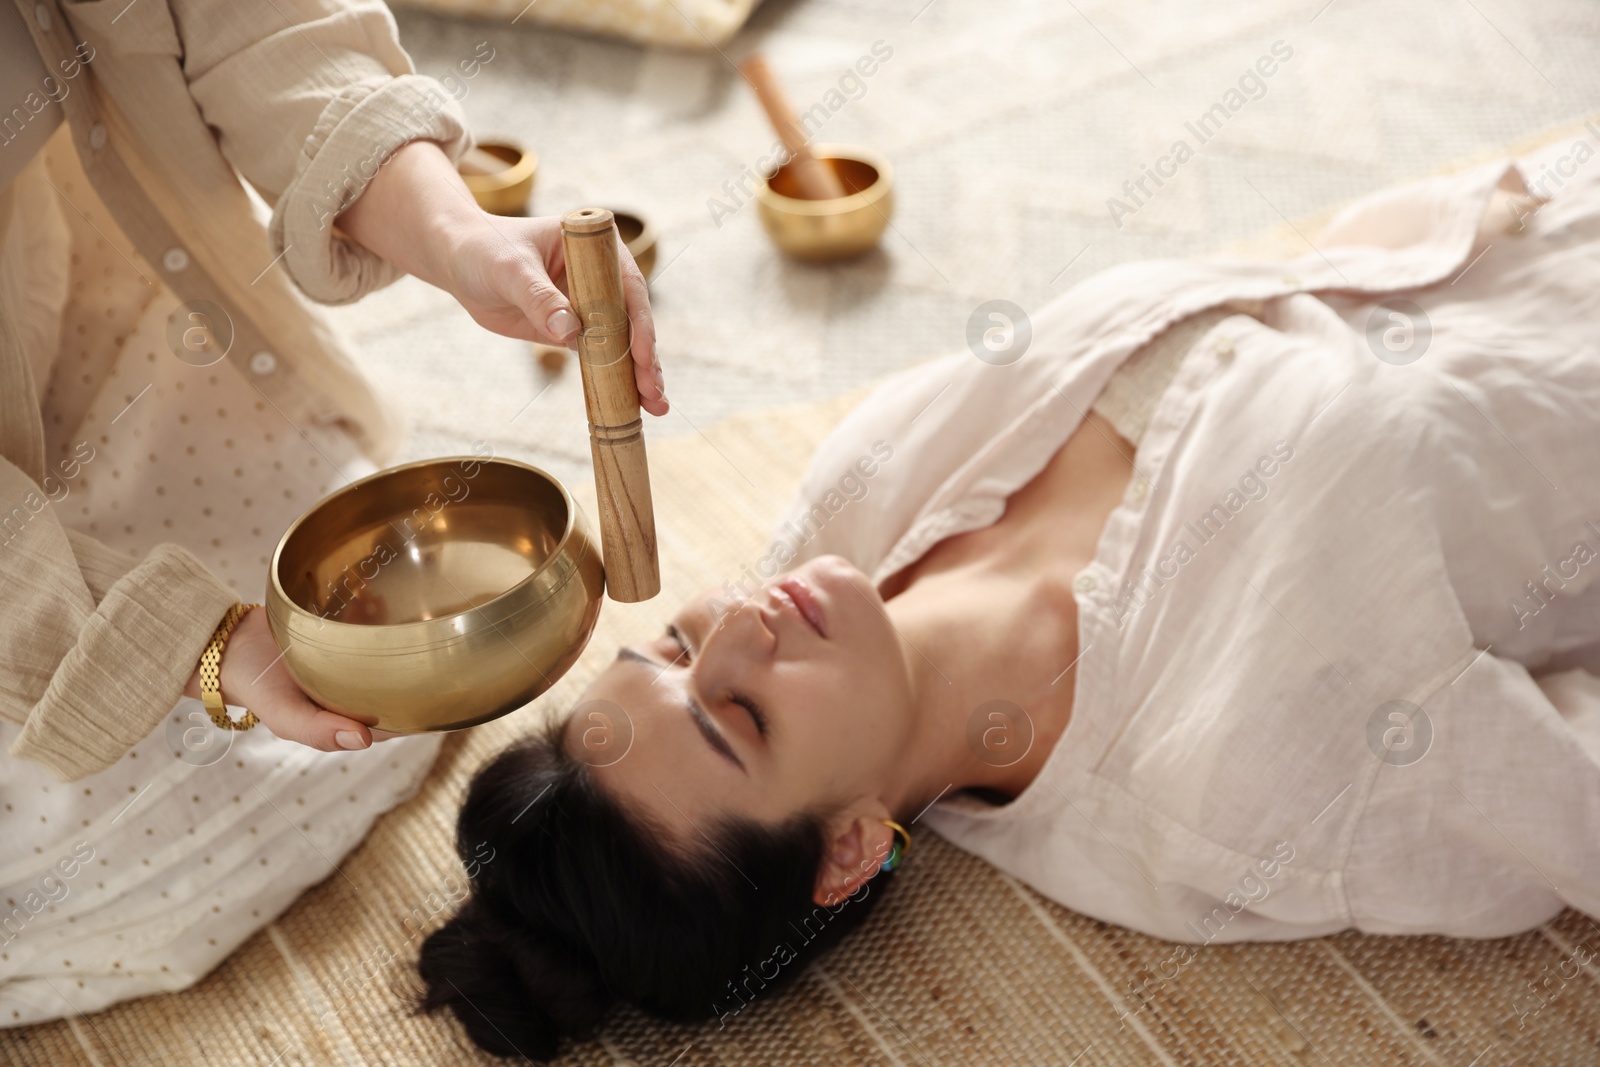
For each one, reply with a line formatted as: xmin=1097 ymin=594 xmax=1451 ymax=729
xmin=334 ymin=140 xmax=667 ymax=416
xmin=182 ymin=608 xmax=378 ymax=753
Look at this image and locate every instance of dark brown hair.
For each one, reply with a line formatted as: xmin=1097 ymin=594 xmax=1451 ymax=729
xmin=415 ymin=716 xmax=892 ymax=1059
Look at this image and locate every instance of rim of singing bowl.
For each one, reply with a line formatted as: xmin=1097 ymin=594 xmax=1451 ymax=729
xmin=460 ymin=140 xmax=539 ymax=196
xmin=611 ymin=210 xmax=658 ymax=272
xmin=756 ymin=144 xmax=894 ymax=216
xmin=611 ymin=209 xmax=653 ymax=247
xmin=268 ymin=457 xmax=592 ymax=652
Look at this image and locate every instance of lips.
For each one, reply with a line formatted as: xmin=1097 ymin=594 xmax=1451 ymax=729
xmin=772 ymin=577 xmax=827 ymax=638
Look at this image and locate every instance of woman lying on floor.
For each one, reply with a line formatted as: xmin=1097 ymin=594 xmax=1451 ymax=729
xmin=420 ymin=145 xmax=1600 ymax=1060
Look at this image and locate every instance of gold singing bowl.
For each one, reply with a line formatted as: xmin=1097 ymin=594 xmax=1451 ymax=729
xmin=756 ymin=144 xmax=894 ymax=261
xmin=265 ymin=458 xmax=605 ymax=733
xmin=613 ymin=210 xmax=659 ymax=280
xmin=461 ymin=140 xmax=539 ymax=216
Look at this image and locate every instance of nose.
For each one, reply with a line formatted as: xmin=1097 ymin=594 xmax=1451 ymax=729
xmin=700 ymin=592 xmax=776 ymax=664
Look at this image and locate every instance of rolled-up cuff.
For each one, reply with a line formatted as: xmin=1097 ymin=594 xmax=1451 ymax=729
xmin=9 ymin=545 xmax=239 ymax=782
xmin=272 ymin=74 xmax=472 ymax=306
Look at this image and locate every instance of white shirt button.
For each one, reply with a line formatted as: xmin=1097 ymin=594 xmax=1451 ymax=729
xmin=1073 ymin=574 xmax=1097 ymax=593
xmin=1215 ymin=336 xmax=1235 ymax=358
xmin=1281 ymin=274 xmax=1300 ymax=287
xmin=248 ymin=351 xmax=278 ymax=376
xmin=1131 ymin=479 xmax=1149 ymax=501
xmin=88 ymin=124 xmax=107 ymax=150
xmin=162 ymin=248 xmax=190 ymax=273
xmin=34 ymin=4 xmax=50 ymax=30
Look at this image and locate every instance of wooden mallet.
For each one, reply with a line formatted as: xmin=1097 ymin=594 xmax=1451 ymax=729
xmin=560 ymin=208 xmax=661 ymax=603
xmin=739 ymin=53 xmax=848 ymax=201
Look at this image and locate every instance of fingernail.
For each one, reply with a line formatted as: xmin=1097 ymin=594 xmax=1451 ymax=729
xmin=335 ymin=730 xmax=368 ymax=751
xmin=654 ymin=367 xmax=665 ymax=399
xmin=547 ymin=308 xmax=578 ymax=342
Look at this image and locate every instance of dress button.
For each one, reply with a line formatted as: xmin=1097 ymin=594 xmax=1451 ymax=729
xmin=162 ymin=248 xmax=190 ymax=273
xmin=1214 ymin=336 xmax=1234 ymax=358
xmin=1281 ymin=274 xmax=1300 ymax=287
xmin=249 ymin=351 xmax=278 ymax=376
xmin=88 ymin=124 xmax=107 ymax=150
xmin=1073 ymin=574 xmax=1097 ymax=593
xmin=34 ymin=4 xmax=50 ymax=30
xmin=1131 ymin=479 xmax=1149 ymax=501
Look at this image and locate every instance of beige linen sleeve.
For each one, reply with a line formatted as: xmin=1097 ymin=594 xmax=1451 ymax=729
xmin=0 ymin=464 xmax=239 ymax=781
xmin=0 ymin=348 xmax=238 ymax=781
xmin=171 ymin=0 xmax=473 ymax=304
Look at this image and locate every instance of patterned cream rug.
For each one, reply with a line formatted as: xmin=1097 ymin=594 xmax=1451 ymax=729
xmin=327 ymin=0 xmax=1600 ymax=498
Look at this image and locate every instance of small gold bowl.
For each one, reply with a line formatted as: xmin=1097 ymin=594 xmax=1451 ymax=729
xmin=460 ymin=140 xmax=539 ymax=216
xmin=756 ymin=145 xmax=894 ymax=261
xmin=613 ymin=210 xmax=659 ymax=280
xmin=265 ymin=457 xmax=605 ymax=734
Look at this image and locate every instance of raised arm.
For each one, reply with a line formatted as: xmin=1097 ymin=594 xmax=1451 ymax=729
xmin=170 ymin=0 xmax=665 ymax=410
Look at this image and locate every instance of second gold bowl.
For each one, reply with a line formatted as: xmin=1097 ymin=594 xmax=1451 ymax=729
xmin=265 ymin=457 xmax=605 ymax=733
xmin=461 ymin=140 xmax=539 ymax=216
xmin=756 ymin=144 xmax=894 ymax=261
xmin=613 ymin=210 xmax=659 ymax=279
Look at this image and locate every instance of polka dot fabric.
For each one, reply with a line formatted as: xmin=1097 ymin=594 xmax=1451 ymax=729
xmin=0 ymin=133 xmax=444 ymax=1024
xmin=35 ymin=126 xmax=354 ymax=599
xmin=0 ymin=709 xmax=440 ymax=1025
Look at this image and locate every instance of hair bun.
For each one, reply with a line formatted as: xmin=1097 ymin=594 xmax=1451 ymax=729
xmin=417 ymin=897 xmax=612 ymax=1061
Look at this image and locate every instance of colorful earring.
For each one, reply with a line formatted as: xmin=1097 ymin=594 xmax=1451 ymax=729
xmin=880 ymin=819 xmax=912 ymax=873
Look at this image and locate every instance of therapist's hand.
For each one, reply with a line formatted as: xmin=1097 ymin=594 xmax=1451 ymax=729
xmin=334 ymin=140 xmax=667 ymax=416
xmin=182 ymin=608 xmax=379 ymax=752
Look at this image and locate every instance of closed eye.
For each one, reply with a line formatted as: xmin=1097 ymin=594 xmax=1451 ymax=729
xmin=729 ymin=693 xmax=768 ymax=737
xmin=668 ymin=625 xmax=767 ymax=738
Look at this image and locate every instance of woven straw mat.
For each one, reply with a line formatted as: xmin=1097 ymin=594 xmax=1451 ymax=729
xmin=5 ymin=386 xmax=1600 ymax=1066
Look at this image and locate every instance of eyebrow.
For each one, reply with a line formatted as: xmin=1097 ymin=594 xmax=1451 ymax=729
xmin=616 ymin=647 xmax=746 ymax=772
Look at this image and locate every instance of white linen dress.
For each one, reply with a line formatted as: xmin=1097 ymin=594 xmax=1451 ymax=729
xmin=775 ymin=138 xmax=1600 ymax=945
xmin=0 ymin=126 xmax=442 ymax=1027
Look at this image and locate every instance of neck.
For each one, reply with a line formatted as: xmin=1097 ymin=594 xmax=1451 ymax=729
xmin=875 ymin=560 xmax=1071 ymax=819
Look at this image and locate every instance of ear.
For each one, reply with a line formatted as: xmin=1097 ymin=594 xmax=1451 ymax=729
xmin=812 ymin=801 xmax=897 ymax=907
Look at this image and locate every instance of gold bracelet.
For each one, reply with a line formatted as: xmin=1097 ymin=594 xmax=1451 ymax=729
xmin=200 ymin=602 xmax=262 ymax=731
